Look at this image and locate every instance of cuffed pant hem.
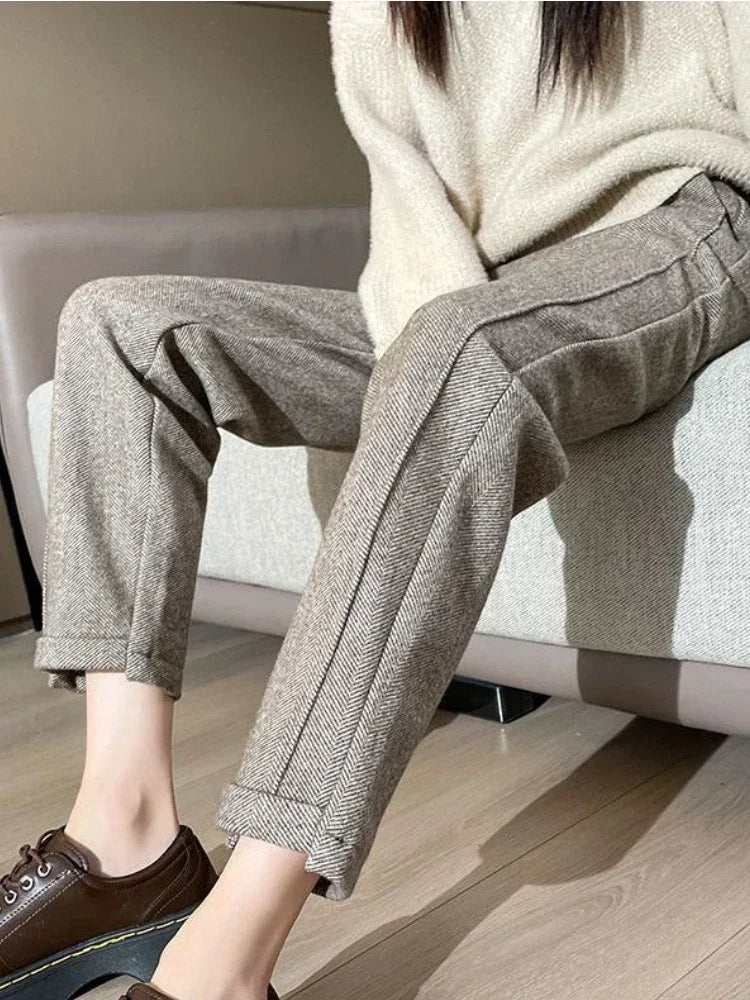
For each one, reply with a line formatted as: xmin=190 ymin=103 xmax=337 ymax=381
xmin=216 ymin=783 xmax=360 ymax=902
xmin=33 ymin=635 xmax=183 ymax=700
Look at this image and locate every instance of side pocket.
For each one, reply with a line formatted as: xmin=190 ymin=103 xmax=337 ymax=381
xmin=710 ymin=177 xmax=750 ymax=238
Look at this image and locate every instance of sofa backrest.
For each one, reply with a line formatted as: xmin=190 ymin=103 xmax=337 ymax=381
xmin=0 ymin=205 xmax=369 ymax=572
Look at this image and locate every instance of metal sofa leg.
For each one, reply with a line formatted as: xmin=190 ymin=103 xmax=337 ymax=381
xmin=439 ymin=675 xmax=548 ymax=723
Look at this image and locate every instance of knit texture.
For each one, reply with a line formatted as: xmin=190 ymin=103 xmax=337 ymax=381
xmin=329 ymin=1 xmax=750 ymax=358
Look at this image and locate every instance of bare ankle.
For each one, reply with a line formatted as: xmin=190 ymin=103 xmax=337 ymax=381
xmin=150 ymin=839 xmax=315 ymax=1000
xmin=67 ymin=672 xmax=180 ymax=875
xmin=66 ymin=779 xmax=179 ymax=876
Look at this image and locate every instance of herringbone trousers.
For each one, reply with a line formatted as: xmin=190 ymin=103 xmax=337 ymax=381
xmin=35 ymin=172 xmax=750 ymax=898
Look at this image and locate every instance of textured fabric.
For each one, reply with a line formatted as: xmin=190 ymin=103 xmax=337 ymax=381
xmin=27 ymin=332 xmax=750 ymax=668
xmin=35 ymin=172 xmax=750 ymax=900
xmin=330 ymin=1 xmax=750 ymax=357
xmin=35 ymin=279 xmax=372 ymax=698
xmin=28 ymin=388 xmax=343 ymax=593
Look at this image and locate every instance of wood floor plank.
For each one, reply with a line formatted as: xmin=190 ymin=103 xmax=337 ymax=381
xmin=276 ymin=706 xmax=718 ymax=991
xmin=656 ymin=922 xmax=750 ymax=1000
xmin=290 ymin=736 xmax=749 ymax=1000
xmin=1 ymin=626 xmax=746 ymax=1000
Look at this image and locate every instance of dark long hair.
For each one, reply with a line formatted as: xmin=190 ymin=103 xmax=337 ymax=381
xmin=387 ymin=2 xmax=623 ymax=100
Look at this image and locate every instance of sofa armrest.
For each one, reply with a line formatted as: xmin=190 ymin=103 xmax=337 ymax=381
xmin=0 ymin=204 xmax=368 ymax=574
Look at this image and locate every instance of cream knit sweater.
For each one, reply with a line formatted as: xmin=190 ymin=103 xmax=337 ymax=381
xmin=329 ymin=1 xmax=750 ymax=358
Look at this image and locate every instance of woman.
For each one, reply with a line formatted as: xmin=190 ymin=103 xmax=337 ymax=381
xmin=2 ymin=2 xmax=749 ymax=998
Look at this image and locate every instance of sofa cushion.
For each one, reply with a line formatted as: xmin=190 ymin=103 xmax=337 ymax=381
xmin=28 ymin=339 xmax=750 ymax=668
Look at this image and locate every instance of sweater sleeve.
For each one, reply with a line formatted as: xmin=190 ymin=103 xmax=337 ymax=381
xmin=722 ymin=2 xmax=750 ymax=141
xmin=329 ymin=2 xmax=489 ymax=359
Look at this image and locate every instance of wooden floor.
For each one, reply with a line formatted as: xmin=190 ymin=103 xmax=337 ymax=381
xmin=1 ymin=623 xmax=748 ymax=999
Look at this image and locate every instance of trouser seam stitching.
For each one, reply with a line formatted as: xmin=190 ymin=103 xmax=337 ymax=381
xmin=267 ymin=218 xmax=723 ymax=798
xmin=470 ymin=228 xmax=722 ymax=337
xmin=124 ymin=324 xmax=190 ymax=670
xmin=270 ymin=313 xmax=509 ymax=779
xmin=517 ymin=244 xmax=750 ymax=382
xmin=38 ymin=633 xmax=129 ymax=640
xmin=268 ymin=327 xmax=486 ymax=794
xmin=687 ymin=214 xmax=729 ymax=262
xmin=228 ymin=334 xmax=373 ymax=358
xmin=227 ymin=783 xmax=324 ymax=812
xmin=279 ymin=206 xmax=735 ymax=826
xmin=312 ymin=375 xmax=517 ymax=832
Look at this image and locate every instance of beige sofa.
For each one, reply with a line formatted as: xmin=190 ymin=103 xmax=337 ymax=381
xmin=1 ymin=206 xmax=749 ymax=734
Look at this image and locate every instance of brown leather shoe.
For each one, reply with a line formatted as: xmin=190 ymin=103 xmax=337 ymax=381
xmin=122 ymin=985 xmax=280 ymax=999
xmin=0 ymin=825 xmax=216 ymax=999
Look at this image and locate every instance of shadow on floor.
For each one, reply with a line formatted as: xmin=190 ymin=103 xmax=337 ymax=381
xmin=290 ymin=715 xmax=722 ymax=998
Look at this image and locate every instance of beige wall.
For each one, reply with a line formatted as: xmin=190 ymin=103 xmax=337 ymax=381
xmin=0 ymin=1 xmax=368 ymax=212
xmin=0 ymin=0 xmax=368 ymax=624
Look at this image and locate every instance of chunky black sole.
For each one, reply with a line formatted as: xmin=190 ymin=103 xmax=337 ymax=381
xmin=0 ymin=904 xmax=197 ymax=999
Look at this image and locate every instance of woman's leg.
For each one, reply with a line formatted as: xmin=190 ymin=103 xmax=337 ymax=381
xmin=65 ymin=674 xmax=179 ymax=875
xmin=38 ymin=273 xmax=371 ymax=877
xmin=26 ymin=172 xmax=750 ymax=1000
xmin=144 ymin=173 xmax=750 ymax=999
xmin=35 ymin=274 xmax=373 ymax=700
xmin=15 ymin=274 xmax=372 ymax=992
xmin=154 ymin=839 xmax=317 ymax=999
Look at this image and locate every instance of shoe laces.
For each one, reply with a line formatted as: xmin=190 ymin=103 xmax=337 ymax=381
xmin=0 ymin=830 xmax=55 ymax=903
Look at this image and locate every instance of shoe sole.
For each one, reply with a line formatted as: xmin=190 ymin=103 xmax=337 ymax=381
xmin=0 ymin=903 xmax=197 ymax=999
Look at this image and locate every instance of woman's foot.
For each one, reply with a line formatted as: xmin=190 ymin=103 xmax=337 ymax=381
xmin=120 ymin=983 xmax=279 ymax=999
xmin=0 ymin=825 xmax=216 ymax=999
xmin=149 ymin=837 xmax=317 ymax=1000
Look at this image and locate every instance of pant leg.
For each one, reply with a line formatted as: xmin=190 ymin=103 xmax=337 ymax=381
xmin=217 ymin=171 xmax=750 ymax=900
xmin=34 ymin=274 xmax=374 ymax=699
